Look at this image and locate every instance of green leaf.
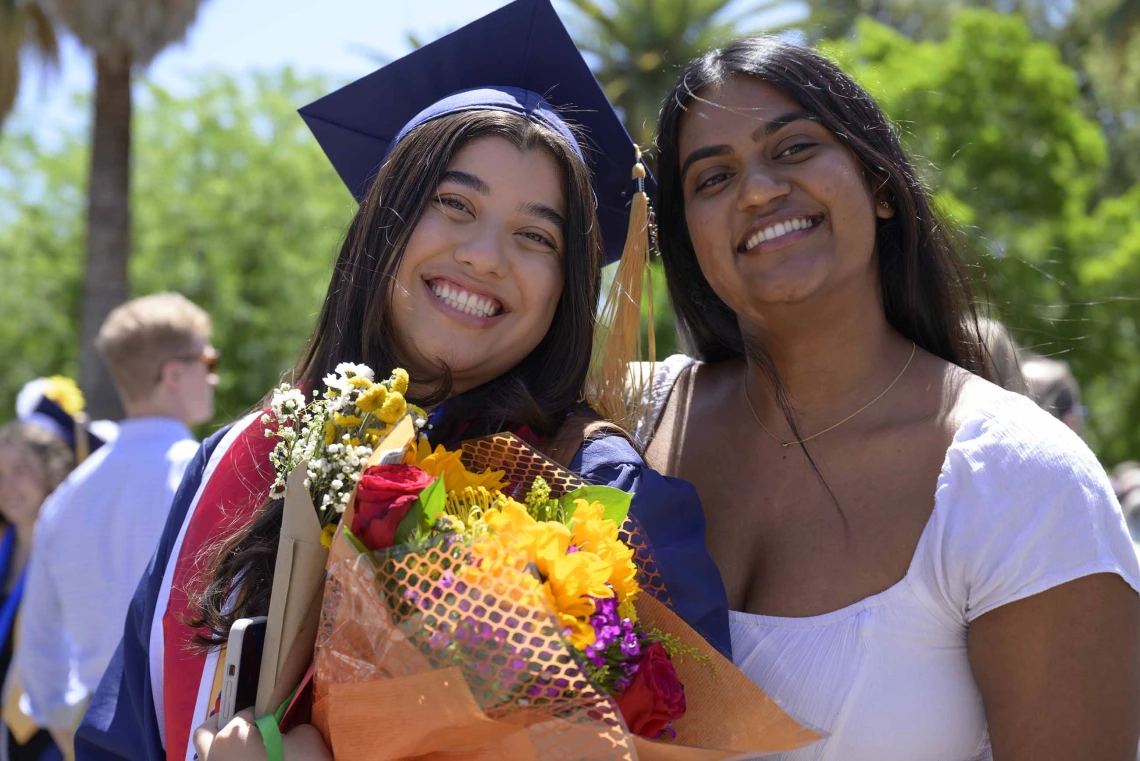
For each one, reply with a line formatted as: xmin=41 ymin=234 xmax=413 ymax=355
xmin=342 ymin=526 xmax=369 ymax=556
xmin=417 ymin=474 xmax=447 ymax=525
xmin=561 ymin=485 xmax=632 ymax=527
xmin=391 ymin=499 xmax=423 ymax=546
xmin=392 ymin=475 xmax=446 ymax=545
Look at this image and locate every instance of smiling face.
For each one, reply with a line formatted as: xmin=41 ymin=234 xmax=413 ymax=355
xmin=0 ymin=442 xmax=48 ymax=528
xmin=678 ymin=75 xmax=893 ymax=318
xmin=389 ymin=136 xmax=567 ymax=394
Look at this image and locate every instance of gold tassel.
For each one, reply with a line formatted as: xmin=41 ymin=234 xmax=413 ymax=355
xmin=74 ymin=412 xmax=90 ymax=464
xmin=588 ymin=146 xmax=656 ymax=428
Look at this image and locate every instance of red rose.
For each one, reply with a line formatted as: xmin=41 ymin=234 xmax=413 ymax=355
xmin=615 ymin=642 xmax=686 ymax=738
xmin=350 ymin=464 xmax=436 ymax=551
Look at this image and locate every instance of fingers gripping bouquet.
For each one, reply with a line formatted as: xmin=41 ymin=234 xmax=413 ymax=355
xmin=259 ymin=365 xmax=819 ymax=760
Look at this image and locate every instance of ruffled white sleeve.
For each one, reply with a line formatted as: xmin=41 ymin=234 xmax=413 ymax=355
xmin=919 ymin=391 xmax=1140 ymax=624
xmin=626 ymin=354 xmax=698 ymax=448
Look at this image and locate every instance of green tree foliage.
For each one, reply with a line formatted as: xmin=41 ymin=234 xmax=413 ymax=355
xmin=822 ymin=11 xmax=1140 ymax=462
xmin=566 ymin=0 xmax=791 ymax=148
xmin=0 ymin=69 xmax=354 ymax=433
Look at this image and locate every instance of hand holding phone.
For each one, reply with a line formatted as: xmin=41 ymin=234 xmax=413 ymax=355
xmin=217 ymin=616 xmax=267 ymax=725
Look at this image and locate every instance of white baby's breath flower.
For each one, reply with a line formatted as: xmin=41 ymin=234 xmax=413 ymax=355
xmin=330 ymin=478 xmax=344 ymax=491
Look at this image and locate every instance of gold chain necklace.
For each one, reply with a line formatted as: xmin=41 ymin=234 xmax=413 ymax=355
xmin=743 ymin=342 xmax=917 ymax=448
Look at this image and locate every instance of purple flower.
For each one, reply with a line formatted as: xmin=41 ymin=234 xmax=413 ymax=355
xmin=620 ymin=629 xmax=641 ymax=660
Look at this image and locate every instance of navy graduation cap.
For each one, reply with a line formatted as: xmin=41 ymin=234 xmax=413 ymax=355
xmin=298 ymin=0 xmax=649 ymax=264
xmin=32 ymin=396 xmax=107 ymax=462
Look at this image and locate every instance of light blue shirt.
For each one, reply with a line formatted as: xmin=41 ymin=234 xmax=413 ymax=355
xmin=15 ymin=417 xmax=198 ymax=730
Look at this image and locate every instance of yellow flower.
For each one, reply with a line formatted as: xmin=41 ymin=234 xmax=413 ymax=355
xmin=446 ymin=486 xmax=499 ymax=524
xmin=542 ymin=550 xmax=612 ymax=648
xmin=390 ymin=368 xmax=410 ymax=395
xmin=333 ymin=413 xmax=363 ymax=428
xmin=405 ymin=440 xmax=506 ymax=492
xmin=43 ymin=376 xmax=85 ymax=416
xmin=349 ymin=437 xmax=362 ymax=447
xmin=364 ymin=426 xmax=387 ymax=446
xmin=347 ymin=376 xmax=372 ymax=390
xmin=377 ymin=393 xmax=407 ymax=424
xmin=569 ymin=500 xmax=639 ymax=603
xmin=618 ymin=598 xmax=639 ymax=624
xmin=323 ymin=420 xmax=336 ymax=446
xmin=356 ymin=384 xmax=388 ymax=414
xmin=320 ymin=523 xmax=337 ymax=549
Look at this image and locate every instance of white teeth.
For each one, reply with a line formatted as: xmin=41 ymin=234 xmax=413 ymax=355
xmin=430 ymin=281 xmax=500 ymax=318
xmin=744 ymin=217 xmax=815 ymax=251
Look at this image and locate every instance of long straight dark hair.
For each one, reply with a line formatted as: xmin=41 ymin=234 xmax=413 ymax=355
xmin=655 ymin=37 xmax=992 ymax=382
xmin=189 ymin=109 xmax=603 ymax=645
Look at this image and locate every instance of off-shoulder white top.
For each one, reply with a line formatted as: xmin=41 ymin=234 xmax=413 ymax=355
xmin=637 ymin=355 xmax=1140 ymax=761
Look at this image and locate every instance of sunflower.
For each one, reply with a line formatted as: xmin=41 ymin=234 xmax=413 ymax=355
xmin=570 ymin=500 xmax=640 ymax=603
xmin=405 ymin=440 xmax=506 ymax=492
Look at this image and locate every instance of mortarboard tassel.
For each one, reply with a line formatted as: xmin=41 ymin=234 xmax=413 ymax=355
xmin=589 ymin=146 xmax=656 ymax=429
xmin=74 ymin=412 xmax=91 ymax=464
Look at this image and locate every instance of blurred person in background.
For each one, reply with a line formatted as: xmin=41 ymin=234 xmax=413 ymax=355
xmin=0 ymin=375 xmax=104 ymax=761
xmin=13 ymin=294 xmax=216 ymax=759
xmin=1022 ymin=354 xmax=1086 ymax=436
xmin=977 ymin=318 xmax=1028 ymax=395
xmin=1114 ymin=462 xmax=1140 ymax=548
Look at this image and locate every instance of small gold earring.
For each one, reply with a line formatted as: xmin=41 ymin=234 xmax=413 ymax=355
xmin=880 ymin=200 xmax=891 ymax=208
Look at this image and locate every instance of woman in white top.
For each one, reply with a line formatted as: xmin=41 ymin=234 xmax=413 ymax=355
xmin=637 ymin=36 xmax=1140 ymax=760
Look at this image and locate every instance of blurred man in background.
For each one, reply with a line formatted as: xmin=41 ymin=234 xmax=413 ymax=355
xmin=1022 ymin=354 xmax=1086 ymax=437
xmin=13 ymin=293 xmax=216 ymax=758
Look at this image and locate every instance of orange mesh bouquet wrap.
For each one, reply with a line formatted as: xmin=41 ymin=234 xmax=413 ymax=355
xmin=310 ymin=433 xmax=821 ymax=760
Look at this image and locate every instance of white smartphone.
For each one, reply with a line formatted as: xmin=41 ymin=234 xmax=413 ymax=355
xmin=217 ymin=616 xmax=268 ymax=725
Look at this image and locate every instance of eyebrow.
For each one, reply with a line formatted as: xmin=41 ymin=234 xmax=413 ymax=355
xmin=751 ymin=110 xmax=817 ymax=142
xmin=680 ymin=109 xmax=818 ymax=183
xmin=520 ymin=201 xmax=566 ymax=230
xmin=439 ymin=170 xmax=491 ymax=195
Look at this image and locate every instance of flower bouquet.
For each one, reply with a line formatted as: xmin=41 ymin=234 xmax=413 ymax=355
xmin=257 ymin=364 xmax=821 ymax=760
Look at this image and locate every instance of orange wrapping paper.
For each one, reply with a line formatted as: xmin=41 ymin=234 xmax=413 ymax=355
xmin=309 ymin=434 xmax=823 ymax=759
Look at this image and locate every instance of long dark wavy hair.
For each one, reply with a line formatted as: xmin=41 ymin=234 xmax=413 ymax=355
xmin=189 ymin=109 xmax=603 ymax=645
xmin=655 ymin=37 xmax=992 ymax=385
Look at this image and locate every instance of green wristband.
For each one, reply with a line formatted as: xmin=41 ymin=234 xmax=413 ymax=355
xmin=255 ymin=714 xmax=284 ymax=761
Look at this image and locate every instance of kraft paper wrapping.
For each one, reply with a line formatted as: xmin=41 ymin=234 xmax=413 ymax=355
xmin=256 ymin=417 xmax=418 ymax=715
xmin=309 ymin=434 xmax=822 ymax=760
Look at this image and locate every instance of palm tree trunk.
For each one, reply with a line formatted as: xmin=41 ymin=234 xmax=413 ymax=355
xmin=79 ymin=51 xmax=132 ymax=420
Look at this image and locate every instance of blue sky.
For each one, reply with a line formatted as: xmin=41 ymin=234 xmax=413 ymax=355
xmin=10 ymin=0 xmax=803 ymax=142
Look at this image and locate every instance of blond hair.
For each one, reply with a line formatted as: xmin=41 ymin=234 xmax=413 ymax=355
xmin=95 ymin=292 xmax=212 ymax=403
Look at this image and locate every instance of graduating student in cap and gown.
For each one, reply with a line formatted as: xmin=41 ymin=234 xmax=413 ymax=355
xmin=0 ymin=379 xmax=106 ymax=761
xmin=74 ymin=2 xmax=731 ymax=760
